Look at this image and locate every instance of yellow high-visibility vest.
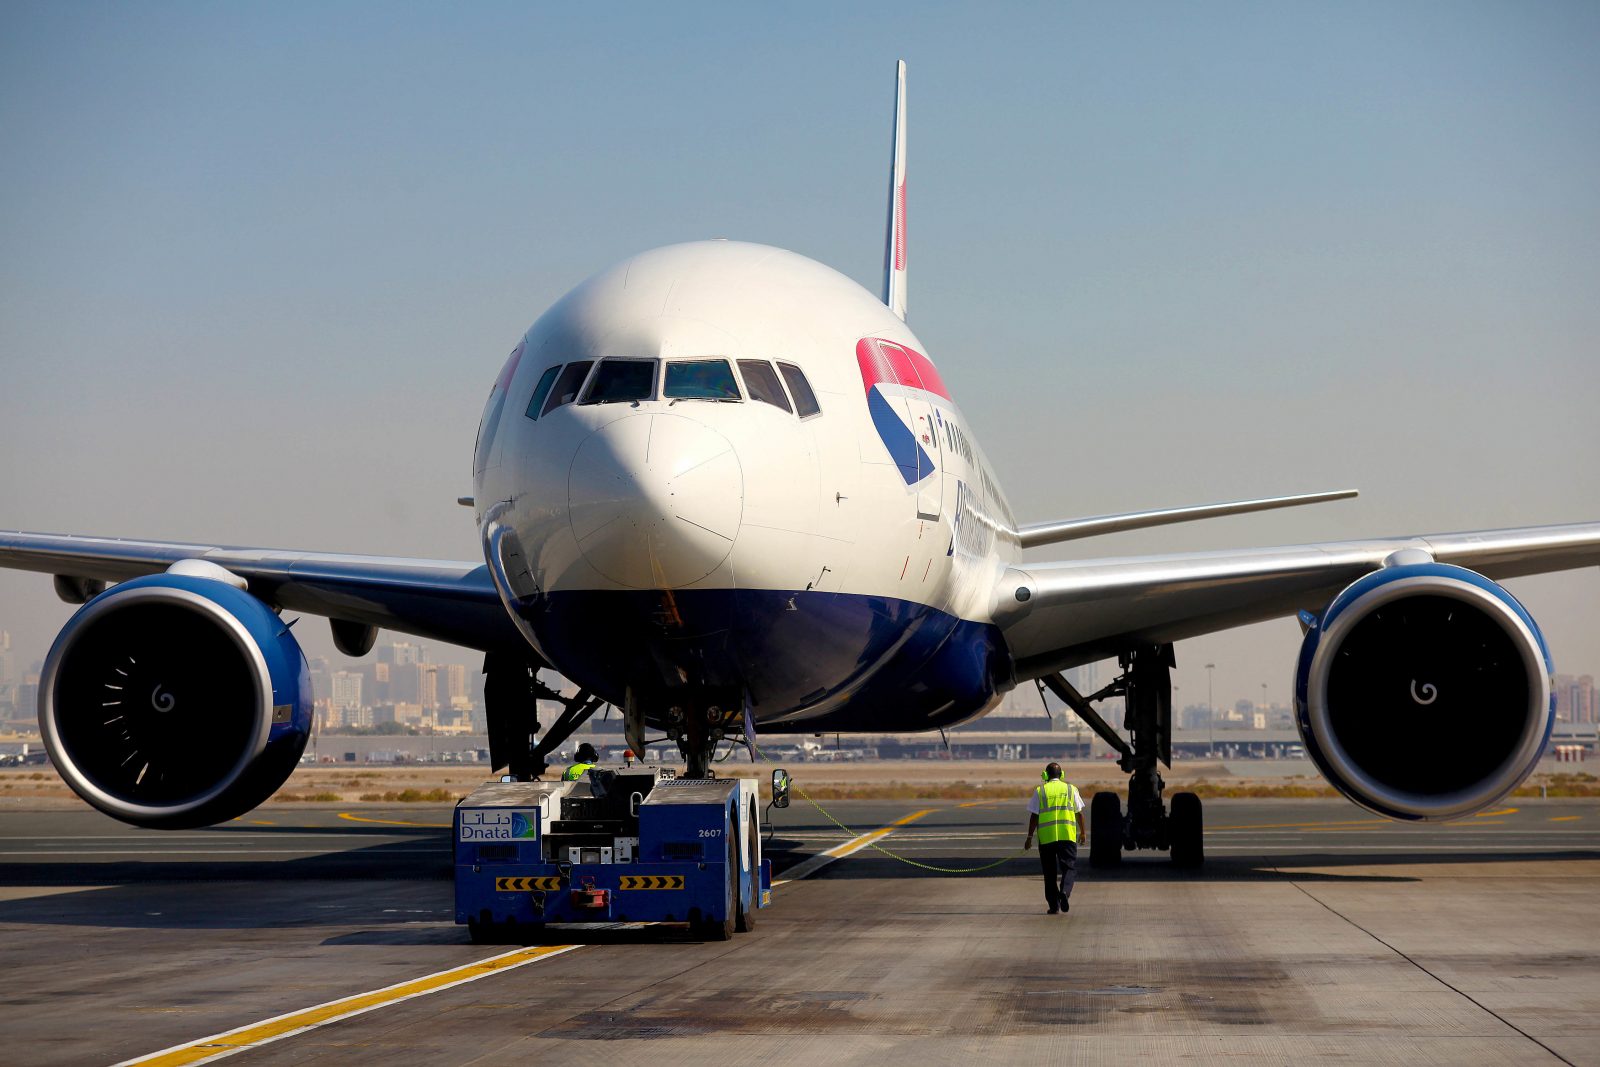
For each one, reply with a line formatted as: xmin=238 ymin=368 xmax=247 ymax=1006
xmin=562 ymin=762 xmax=597 ymax=782
xmin=1035 ymin=779 xmax=1080 ymax=845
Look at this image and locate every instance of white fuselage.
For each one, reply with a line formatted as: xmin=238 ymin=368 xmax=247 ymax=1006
xmin=473 ymin=241 xmax=1020 ymax=731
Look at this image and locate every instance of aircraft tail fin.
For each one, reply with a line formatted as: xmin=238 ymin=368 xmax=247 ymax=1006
xmin=882 ymin=59 xmax=908 ymax=321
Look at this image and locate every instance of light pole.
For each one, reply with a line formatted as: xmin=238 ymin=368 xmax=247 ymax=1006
xmin=1205 ymin=663 xmax=1216 ymax=758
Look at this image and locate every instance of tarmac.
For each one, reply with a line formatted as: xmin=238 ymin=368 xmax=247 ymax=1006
xmin=1 ymin=795 xmax=1597 ymax=1065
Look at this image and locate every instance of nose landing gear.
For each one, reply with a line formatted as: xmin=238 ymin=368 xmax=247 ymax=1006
xmin=1043 ymin=643 xmax=1204 ymax=869
xmin=669 ymin=702 xmax=741 ymax=779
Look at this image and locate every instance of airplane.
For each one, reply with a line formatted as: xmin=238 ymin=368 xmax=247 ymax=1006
xmin=2 ymin=61 xmax=1596 ymax=867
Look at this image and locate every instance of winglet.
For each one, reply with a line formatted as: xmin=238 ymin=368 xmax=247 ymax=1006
xmin=881 ymin=59 xmax=908 ymax=321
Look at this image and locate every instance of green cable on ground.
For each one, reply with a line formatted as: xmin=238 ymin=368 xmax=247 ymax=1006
xmin=750 ymin=740 xmax=1028 ymax=874
xmin=792 ymin=780 xmax=1028 ymax=874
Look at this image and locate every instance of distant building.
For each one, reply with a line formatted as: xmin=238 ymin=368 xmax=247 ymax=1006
xmin=381 ymin=642 xmax=425 ymax=667
xmin=372 ymin=702 xmax=424 ymax=727
xmin=444 ymin=664 xmax=468 ymax=705
xmin=16 ymin=680 xmax=39 ymax=720
xmin=390 ymin=662 xmax=424 ymax=705
xmin=1553 ymin=674 xmax=1596 ymax=724
xmin=1065 ymin=662 xmax=1099 ymax=696
xmin=330 ymin=671 xmax=363 ymax=716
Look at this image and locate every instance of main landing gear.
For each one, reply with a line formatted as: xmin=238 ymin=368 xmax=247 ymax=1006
xmin=1042 ymin=643 xmax=1204 ymax=869
xmin=482 ymin=652 xmax=604 ymax=780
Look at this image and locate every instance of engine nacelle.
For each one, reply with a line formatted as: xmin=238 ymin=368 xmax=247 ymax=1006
xmin=1294 ymin=562 xmax=1552 ymax=821
xmin=39 ymin=573 xmax=312 ymax=828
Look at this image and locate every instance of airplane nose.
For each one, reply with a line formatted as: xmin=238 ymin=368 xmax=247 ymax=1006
xmin=568 ymin=414 xmax=743 ymax=589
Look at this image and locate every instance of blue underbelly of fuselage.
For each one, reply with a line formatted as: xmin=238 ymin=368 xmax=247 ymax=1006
xmin=516 ymin=589 xmax=1011 ymax=732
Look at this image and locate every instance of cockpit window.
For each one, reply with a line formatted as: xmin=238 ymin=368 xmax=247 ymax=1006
xmin=541 ymin=361 xmax=593 ymax=416
xmin=778 ymin=362 xmax=821 ymax=417
xmin=737 ymin=360 xmax=791 ymax=412
xmin=524 ymin=365 xmax=562 ymax=421
xmin=582 ymin=358 xmax=657 ymax=404
xmin=664 ymin=359 xmax=740 ymax=400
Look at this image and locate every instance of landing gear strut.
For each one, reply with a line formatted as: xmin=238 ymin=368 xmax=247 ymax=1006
xmin=1043 ymin=643 xmax=1204 ymax=868
xmin=668 ymin=701 xmax=741 ymax=779
xmin=482 ymin=652 xmax=604 ymax=780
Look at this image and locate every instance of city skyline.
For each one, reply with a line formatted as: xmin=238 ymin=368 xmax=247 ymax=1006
xmin=8 ymin=628 xmax=1593 ymax=732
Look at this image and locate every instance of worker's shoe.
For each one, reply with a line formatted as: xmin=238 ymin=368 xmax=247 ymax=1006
xmin=1046 ymin=906 xmax=1059 ymax=915
xmin=1061 ymin=900 xmax=1071 ymax=913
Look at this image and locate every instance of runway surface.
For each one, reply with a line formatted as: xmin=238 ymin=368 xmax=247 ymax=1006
xmin=1 ymin=796 xmax=1598 ymax=1065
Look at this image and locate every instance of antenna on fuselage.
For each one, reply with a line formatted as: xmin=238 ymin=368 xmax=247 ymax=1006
xmin=882 ymin=59 xmax=908 ymax=321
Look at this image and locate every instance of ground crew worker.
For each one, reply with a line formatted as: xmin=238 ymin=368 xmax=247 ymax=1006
xmin=1023 ymin=762 xmax=1084 ymax=914
xmin=562 ymin=743 xmax=599 ymax=782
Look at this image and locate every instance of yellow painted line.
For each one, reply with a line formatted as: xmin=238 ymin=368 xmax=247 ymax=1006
xmin=122 ymin=802 xmax=935 ymax=1063
xmin=773 ymin=807 xmax=935 ymax=885
xmin=826 ymin=808 xmax=934 ymax=857
xmin=957 ymin=799 xmax=1006 ymax=809
xmin=336 ymin=812 xmax=450 ymax=828
xmin=1550 ymin=815 xmax=1581 ymax=822
xmin=113 ymin=944 xmax=581 ymax=1067
xmin=1475 ymin=807 xmax=1518 ymax=818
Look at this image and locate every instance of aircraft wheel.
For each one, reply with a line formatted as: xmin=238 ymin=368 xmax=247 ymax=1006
xmin=1170 ymin=791 xmax=1204 ymax=868
xmin=1089 ymin=791 xmax=1123 ymax=868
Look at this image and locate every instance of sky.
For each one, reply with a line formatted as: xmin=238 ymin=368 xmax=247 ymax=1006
xmin=2 ymin=1 xmax=1597 ymax=711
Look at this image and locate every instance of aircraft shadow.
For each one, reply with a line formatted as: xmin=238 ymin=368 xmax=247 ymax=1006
xmin=765 ymin=843 xmax=1600 ymax=884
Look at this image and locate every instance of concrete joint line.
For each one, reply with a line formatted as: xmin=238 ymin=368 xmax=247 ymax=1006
xmin=1290 ymin=882 xmax=1573 ymax=1066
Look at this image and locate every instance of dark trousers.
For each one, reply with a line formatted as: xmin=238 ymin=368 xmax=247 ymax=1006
xmin=1038 ymin=840 xmax=1077 ymax=910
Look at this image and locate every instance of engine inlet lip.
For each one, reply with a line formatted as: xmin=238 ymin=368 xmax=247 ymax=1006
xmin=1305 ymin=574 xmax=1551 ymax=821
xmin=38 ymin=584 xmax=275 ymax=823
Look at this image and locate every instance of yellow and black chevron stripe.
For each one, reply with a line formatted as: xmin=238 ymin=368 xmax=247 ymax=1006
xmin=493 ymin=876 xmax=562 ymax=892
xmin=618 ymin=875 xmax=685 ymax=891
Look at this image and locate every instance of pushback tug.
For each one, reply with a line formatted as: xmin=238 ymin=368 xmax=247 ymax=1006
xmin=455 ymin=765 xmax=789 ymax=940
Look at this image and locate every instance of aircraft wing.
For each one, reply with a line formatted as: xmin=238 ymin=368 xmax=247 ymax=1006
xmin=0 ymin=531 xmax=523 ymax=653
xmin=997 ymin=520 xmax=1600 ymax=681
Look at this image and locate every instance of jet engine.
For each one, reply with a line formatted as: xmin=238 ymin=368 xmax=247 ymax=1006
xmin=1294 ymin=561 xmax=1552 ymax=820
xmin=38 ymin=572 xmax=312 ymax=828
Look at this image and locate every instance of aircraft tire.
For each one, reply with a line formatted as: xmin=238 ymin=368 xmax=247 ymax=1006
xmin=1089 ymin=791 xmax=1123 ymax=868
xmin=1170 ymin=791 xmax=1204 ymax=868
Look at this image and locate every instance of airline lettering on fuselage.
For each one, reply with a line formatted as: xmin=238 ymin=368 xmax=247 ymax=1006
xmin=951 ymin=479 xmax=994 ymax=559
